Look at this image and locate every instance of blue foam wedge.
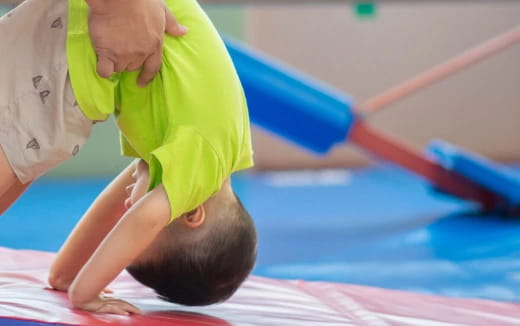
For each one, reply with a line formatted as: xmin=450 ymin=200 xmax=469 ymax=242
xmin=428 ymin=140 xmax=520 ymax=205
xmin=225 ymin=38 xmax=355 ymax=154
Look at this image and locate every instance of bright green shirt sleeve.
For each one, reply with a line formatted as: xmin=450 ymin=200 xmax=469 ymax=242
xmin=149 ymin=126 xmax=223 ymax=223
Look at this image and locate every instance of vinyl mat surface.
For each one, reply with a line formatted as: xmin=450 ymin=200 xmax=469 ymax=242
xmin=1 ymin=247 xmax=520 ymax=326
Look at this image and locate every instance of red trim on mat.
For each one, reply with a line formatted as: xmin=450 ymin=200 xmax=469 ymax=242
xmin=349 ymin=121 xmax=504 ymax=210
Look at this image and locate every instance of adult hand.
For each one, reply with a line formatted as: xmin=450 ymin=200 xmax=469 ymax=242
xmin=86 ymin=0 xmax=188 ymax=87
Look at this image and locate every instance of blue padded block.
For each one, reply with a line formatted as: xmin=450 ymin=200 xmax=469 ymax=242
xmin=428 ymin=140 xmax=520 ymax=204
xmin=225 ymin=38 xmax=354 ymax=154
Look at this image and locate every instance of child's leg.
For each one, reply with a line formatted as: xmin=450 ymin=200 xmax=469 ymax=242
xmin=0 ymin=146 xmax=19 ymax=199
xmin=0 ymin=177 xmax=31 ymax=215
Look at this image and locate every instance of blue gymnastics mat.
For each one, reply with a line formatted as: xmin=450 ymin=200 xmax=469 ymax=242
xmin=1 ymin=164 xmax=519 ymax=302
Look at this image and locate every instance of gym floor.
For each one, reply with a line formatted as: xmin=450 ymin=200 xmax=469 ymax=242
xmin=1 ymin=163 xmax=519 ymax=303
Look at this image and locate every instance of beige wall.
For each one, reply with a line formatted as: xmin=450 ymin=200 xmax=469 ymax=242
xmin=245 ymin=2 xmax=520 ymax=169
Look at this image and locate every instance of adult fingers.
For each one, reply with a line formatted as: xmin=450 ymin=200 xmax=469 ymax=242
xmin=137 ymin=51 xmax=162 ymax=87
xmin=127 ymin=57 xmax=147 ymax=72
xmin=164 ymin=6 xmax=188 ymax=36
xmin=97 ymin=55 xmax=115 ymax=79
xmin=114 ymin=59 xmax=131 ymax=73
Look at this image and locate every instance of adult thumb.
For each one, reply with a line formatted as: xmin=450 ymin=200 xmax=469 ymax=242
xmin=164 ymin=7 xmax=188 ymax=36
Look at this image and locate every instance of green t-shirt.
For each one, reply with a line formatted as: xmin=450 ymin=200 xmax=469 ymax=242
xmin=67 ymin=0 xmax=254 ymax=222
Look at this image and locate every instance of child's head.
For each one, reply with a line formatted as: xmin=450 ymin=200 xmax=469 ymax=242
xmin=125 ymin=160 xmax=257 ymax=306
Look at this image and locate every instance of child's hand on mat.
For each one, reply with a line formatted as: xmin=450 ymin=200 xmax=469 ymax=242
xmin=74 ymin=295 xmax=141 ymax=316
xmin=85 ymin=0 xmax=188 ymax=87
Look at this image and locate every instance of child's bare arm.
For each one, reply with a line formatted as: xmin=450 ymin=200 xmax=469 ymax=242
xmin=67 ymin=184 xmax=170 ymax=315
xmin=48 ymin=161 xmax=137 ymax=291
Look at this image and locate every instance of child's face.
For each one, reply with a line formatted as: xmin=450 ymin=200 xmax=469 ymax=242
xmin=125 ymin=160 xmax=150 ymax=210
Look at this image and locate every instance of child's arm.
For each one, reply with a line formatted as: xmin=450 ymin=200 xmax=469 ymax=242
xmin=68 ymin=184 xmax=170 ymax=315
xmin=48 ymin=161 xmax=137 ymax=291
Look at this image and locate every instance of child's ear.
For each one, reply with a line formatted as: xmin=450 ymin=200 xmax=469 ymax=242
xmin=182 ymin=206 xmax=206 ymax=228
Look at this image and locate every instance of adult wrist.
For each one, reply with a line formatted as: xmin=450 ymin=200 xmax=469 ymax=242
xmin=84 ymin=0 xmax=118 ymax=11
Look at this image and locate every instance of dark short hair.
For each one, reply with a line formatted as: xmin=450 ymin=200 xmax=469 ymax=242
xmin=126 ymin=194 xmax=257 ymax=306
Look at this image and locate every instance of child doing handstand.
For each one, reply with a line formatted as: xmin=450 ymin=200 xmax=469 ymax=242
xmin=0 ymin=0 xmax=257 ymax=315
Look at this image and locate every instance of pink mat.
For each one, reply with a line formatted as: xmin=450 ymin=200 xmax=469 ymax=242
xmin=1 ymin=247 xmax=519 ymax=325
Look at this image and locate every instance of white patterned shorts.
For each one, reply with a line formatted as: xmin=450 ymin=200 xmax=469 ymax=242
xmin=0 ymin=0 xmax=92 ymax=183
